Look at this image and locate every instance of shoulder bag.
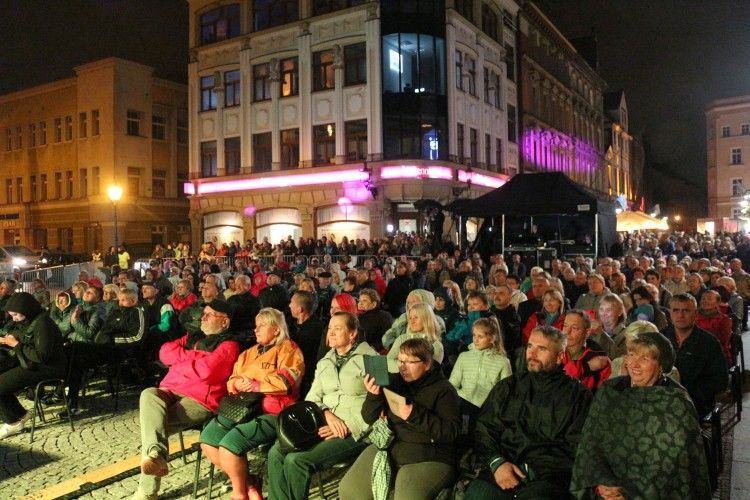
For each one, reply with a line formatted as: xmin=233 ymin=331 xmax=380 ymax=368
xmin=276 ymin=401 xmax=326 ymax=453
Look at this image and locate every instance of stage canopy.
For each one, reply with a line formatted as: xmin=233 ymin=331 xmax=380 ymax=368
xmin=616 ymin=210 xmax=669 ymax=231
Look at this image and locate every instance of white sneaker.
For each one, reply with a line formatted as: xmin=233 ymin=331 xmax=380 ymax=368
xmin=0 ymin=412 xmax=29 ymax=439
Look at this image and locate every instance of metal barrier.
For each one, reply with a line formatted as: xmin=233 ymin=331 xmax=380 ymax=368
xmin=19 ymin=261 xmax=101 ymax=297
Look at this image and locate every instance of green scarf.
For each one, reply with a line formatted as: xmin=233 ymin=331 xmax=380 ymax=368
xmin=370 ymin=418 xmax=395 ymax=500
xmin=334 ymin=342 xmax=359 ymax=371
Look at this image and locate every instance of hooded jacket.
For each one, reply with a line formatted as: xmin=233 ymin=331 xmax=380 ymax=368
xmin=5 ymin=292 xmax=66 ymax=370
xmin=49 ymin=292 xmax=75 ymax=338
xmin=68 ymin=301 xmax=105 ymax=343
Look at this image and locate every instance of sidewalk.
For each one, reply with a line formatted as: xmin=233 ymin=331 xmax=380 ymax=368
xmin=730 ymin=329 xmax=750 ymax=499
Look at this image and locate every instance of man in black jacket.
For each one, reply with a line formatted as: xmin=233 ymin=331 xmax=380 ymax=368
xmin=517 ymin=276 xmax=548 ymax=329
xmin=259 ymin=271 xmax=289 ymax=311
xmin=491 ymin=285 xmax=522 ymax=355
xmin=226 ymin=275 xmax=259 ymax=348
xmin=661 ymin=293 xmax=728 ymax=416
xmin=356 ymin=289 xmax=393 ymax=352
xmin=466 ymin=325 xmax=592 ymax=499
xmin=289 ymin=290 xmax=324 ymax=398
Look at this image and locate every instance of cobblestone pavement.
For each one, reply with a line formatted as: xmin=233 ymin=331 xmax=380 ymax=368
xmin=0 ymin=379 xmax=343 ymax=500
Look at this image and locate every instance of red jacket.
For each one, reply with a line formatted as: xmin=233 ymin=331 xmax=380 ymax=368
xmin=522 ymin=312 xmax=565 ymax=344
xmin=562 ymin=342 xmax=611 ymax=390
xmin=169 ymin=292 xmax=197 ymax=313
xmin=696 ymin=310 xmax=733 ymax=364
xmin=159 ymin=333 xmax=241 ymax=412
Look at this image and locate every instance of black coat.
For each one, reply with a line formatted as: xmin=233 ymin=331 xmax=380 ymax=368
xmin=362 ymin=364 xmax=460 ymax=467
xmin=291 ymin=315 xmax=325 ymax=397
xmin=517 ymin=298 xmax=542 ymax=331
xmin=358 ymin=308 xmax=393 ymax=352
xmin=492 ymin=304 xmax=522 ymax=354
xmin=382 ymin=275 xmax=413 ymax=314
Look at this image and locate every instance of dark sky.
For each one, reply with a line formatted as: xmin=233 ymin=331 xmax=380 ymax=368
xmin=535 ymin=0 xmax=750 ymax=185
xmin=2 ymin=1 xmax=749 ymax=186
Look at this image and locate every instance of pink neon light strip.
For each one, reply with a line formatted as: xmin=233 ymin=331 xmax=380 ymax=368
xmin=380 ymin=165 xmax=454 ymax=181
xmin=458 ymin=170 xmax=506 ymax=188
xmin=187 ymin=169 xmax=368 ymax=195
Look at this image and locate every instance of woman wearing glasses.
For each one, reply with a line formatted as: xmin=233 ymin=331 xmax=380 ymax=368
xmin=340 ymin=337 xmax=461 ymax=500
xmin=199 ymin=308 xmax=305 ymax=500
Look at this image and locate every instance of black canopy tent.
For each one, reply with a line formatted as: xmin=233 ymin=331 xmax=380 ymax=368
xmin=446 ymin=172 xmax=617 ymax=258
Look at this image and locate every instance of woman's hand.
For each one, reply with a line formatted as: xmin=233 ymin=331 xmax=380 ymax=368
xmin=318 ymin=410 xmax=350 ymax=440
xmin=0 ymin=335 xmax=19 ymax=348
xmin=596 ymin=484 xmax=624 ymax=499
xmin=363 ymin=374 xmax=381 ymax=395
xmin=399 ymin=403 xmax=413 ymax=420
xmin=232 ymin=376 xmax=254 ymax=393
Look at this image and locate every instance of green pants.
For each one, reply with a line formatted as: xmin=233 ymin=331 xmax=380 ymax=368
xmin=266 ymin=436 xmax=367 ymax=500
xmin=339 ymin=444 xmax=455 ymax=500
xmin=138 ymin=387 xmax=213 ymax=495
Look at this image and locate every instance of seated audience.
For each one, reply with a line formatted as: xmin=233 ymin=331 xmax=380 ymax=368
xmin=386 ymin=303 xmax=444 ymax=371
xmin=561 ymin=310 xmax=611 ymax=391
xmin=356 ymin=289 xmax=393 ymax=353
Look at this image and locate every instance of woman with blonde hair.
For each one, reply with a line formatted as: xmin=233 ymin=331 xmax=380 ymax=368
xmin=200 ymin=308 xmax=304 ymax=500
xmin=382 ymin=289 xmax=445 ymax=349
xmin=443 ymin=280 xmax=465 ymax=313
xmin=387 ymin=302 xmax=444 ymax=371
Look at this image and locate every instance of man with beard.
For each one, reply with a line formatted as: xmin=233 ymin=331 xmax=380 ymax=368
xmin=465 ymin=325 xmax=592 ymax=499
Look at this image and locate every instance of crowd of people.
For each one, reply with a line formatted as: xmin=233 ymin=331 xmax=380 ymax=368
xmin=0 ymin=228 xmax=744 ymax=499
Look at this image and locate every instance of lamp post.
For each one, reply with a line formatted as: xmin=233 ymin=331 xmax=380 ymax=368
xmin=107 ymin=185 xmax=123 ymax=250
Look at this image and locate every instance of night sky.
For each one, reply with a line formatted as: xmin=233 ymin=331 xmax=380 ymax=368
xmin=2 ymin=0 xmax=750 ymax=187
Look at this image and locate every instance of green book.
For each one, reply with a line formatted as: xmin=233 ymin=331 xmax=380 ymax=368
xmin=364 ymin=354 xmax=390 ymax=387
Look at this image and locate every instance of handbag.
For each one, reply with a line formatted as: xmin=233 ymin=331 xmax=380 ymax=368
xmin=276 ymin=401 xmax=326 ymax=453
xmin=216 ymin=392 xmax=263 ymax=424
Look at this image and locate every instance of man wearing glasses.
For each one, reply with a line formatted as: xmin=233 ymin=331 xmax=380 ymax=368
xmin=134 ymin=300 xmax=241 ymax=500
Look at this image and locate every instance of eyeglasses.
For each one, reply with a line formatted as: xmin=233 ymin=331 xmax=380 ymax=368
xmin=396 ymin=359 xmax=423 ymax=366
xmin=201 ymin=312 xmax=228 ymax=320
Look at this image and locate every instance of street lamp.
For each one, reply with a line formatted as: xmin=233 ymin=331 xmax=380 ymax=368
xmin=107 ymin=185 xmax=123 ymax=250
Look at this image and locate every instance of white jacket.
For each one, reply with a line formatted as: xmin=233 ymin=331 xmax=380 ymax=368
xmin=449 ymin=345 xmax=512 ymax=407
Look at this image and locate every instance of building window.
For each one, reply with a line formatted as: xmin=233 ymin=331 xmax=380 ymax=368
xmin=455 ymin=0 xmax=473 ymax=22
xmin=457 ymin=123 xmax=465 ymax=161
xmin=54 ymin=172 xmax=62 ymax=199
xmin=15 ymin=177 xmax=22 ymax=203
xmin=79 ymin=112 xmax=87 ymax=138
xmin=15 ymin=126 xmax=22 ymax=149
xmin=743 ymin=124 xmax=750 ymax=135
xmin=344 ymin=43 xmax=367 ymax=85
xmin=54 ymin=118 xmax=62 ymax=143
xmin=5 ymin=179 xmax=11 ymax=204
xmin=722 ymin=125 xmax=731 ymax=137
xmin=504 ymin=43 xmax=515 ymax=82
xmin=253 ymin=63 xmax=271 ymax=102
xmin=40 ymin=174 xmax=47 ymax=201
xmin=91 ymin=110 xmax=100 ymax=136
xmin=313 ymin=124 xmax=336 ymax=165
xmin=225 ymin=137 xmax=241 ymax=175
xmin=39 ymin=121 xmax=47 ymax=145
xmin=65 ymin=170 xmax=73 ymax=198
xmin=80 ymin=168 xmax=88 ymax=197
xmin=92 ymin=167 xmax=100 ymax=195
xmin=65 ymin=116 xmax=73 ymax=141
xmin=732 ymin=178 xmax=744 ymax=197
xmin=200 ymin=75 xmax=217 ymax=111
xmin=485 ymin=133 xmax=491 ymax=167
xmin=29 ymin=124 xmax=36 ymax=148
xmin=30 ymin=175 xmax=37 ymax=202
xmin=253 ymin=0 xmax=298 ymax=32
xmin=455 ymin=51 xmax=463 ymax=90
xmin=312 ymin=0 xmax=366 ymax=16
xmin=281 ymin=128 xmax=300 ymax=169
xmin=507 ymin=104 xmax=517 ymax=143
xmin=313 ymin=50 xmax=335 ymax=91
xmin=152 ymin=169 xmax=166 ymax=198
xmin=127 ymin=110 xmax=142 ymax=136
xmin=151 ymin=115 xmax=165 ymax=140
xmin=224 ymin=69 xmax=241 ymax=107
xmin=200 ymin=4 xmax=241 ymax=45
xmin=483 ymin=67 xmax=490 ymax=103
xmin=201 ymin=141 xmax=217 ymax=177
xmin=345 ymin=120 xmax=367 ymax=161
xmin=731 ymin=147 xmax=743 ymax=165
xmin=280 ymin=57 xmax=299 ymax=97
xmin=469 ymin=128 xmax=478 ymax=166
xmin=177 ymin=120 xmax=188 ymax=144
xmin=733 ymin=208 xmax=744 ymax=219
xmin=128 ymin=167 xmax=141 ymax=196
xmin=466 ymin=57 xmax=476 ymax=95
xmin=382 ymin=33 xmax=446 ymax=94
xmin=3 ymin=129 xmax=9 ymax=151
xmin=481 ymin=4 xmax=499 ymax=41
xmin=253 ymin=133 xmax=272 ymax=172
xmin=493 ymin=72 xmax=501 ymax=107
xmin=496 ymin=138 xmax=503 ymax=172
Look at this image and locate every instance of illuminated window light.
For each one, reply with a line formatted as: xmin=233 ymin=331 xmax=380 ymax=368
xmin=458 ymin=170 xmax=505 ymax=188
xmin=185 ymin=168 xmax=368 ymax=195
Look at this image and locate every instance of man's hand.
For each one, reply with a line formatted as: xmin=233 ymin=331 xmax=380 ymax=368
xmin=493 ymin=462 xmax=526 ymax=490
xmin=587 ymin=355 xmax=610 ymax=372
